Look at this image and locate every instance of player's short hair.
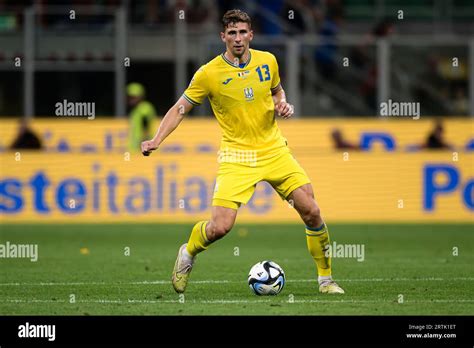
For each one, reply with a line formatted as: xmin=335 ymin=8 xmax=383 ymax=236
xmin=222 ymin=9 xmax=251 ymax=31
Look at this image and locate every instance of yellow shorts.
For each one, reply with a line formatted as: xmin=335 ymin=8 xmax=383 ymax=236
xmin=212 ymin=149 xmax=311 ymax=210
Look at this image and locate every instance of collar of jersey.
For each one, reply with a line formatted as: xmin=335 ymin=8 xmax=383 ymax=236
xmin=221 ymin=50 xmax=252 ymax=69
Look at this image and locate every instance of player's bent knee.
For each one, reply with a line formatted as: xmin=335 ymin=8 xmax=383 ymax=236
xmin=302 ymin=203 xmax=320 ymax=218
xmin=302 ymin=205 xmax=321 ymax=226
xmin=311 ymin=205 xmax=321 ymax=219
xmin=208 ymin=222 xmax=233 ymax=241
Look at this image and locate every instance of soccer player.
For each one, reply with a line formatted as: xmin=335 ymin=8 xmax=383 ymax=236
xmin=126 ymin=83 xmax=157 ymax=152
xmin=141 ymin=9 xmax=344 ymax=295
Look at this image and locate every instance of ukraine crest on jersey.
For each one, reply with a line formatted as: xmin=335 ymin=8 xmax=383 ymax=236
xmin=183 ymin=49 xmax=287 ymax=156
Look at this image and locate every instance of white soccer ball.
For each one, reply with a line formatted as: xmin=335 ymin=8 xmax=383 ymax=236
xmin=248 ymin=260 xmax=285 ymax=296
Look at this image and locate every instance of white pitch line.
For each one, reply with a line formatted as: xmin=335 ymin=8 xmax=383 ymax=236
xmin=130 ymin=280 xmax=231 ymax=285
xmin=302 ymin=299 xmax=474 ymax=304
xmin=0 ymin=280 xmax=231 ymax=286
xmin=4 ymin=299 xmax=67 ymax=303
xmin=329 ymin=277 xmax=474 ymax=282
xmin=2 ymin=299 xmax=474 ymax=305
xmin=196 ymin=299 xmax=272 ymax=304
xmin=0 ymin=277 xmax=473 ymax=287
xmin=289 ymin=277 xmax=474 ymax=282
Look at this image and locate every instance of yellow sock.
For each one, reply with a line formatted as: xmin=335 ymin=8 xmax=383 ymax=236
xmin=186 ymin=221 xmax=211 ymax=257
xmin=306 ymin=223 xmax=332 ymax=277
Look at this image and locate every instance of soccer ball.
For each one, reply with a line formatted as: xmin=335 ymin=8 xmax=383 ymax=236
xmin=248 ymin=260 xmax=285 ymax=295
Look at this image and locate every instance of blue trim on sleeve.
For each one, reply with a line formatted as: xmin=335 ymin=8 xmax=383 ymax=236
xmin=271 ymin=83 xmax=282 ymax=94
xmin=305 ymin=223 xmax=326 ymax=232
xmin=182 ymin=93 xmax=200 ymax=106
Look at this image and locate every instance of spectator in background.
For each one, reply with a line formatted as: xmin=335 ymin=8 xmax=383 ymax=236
xmin=314 ymin=3 xmax=344 ymax=80
xmin=127 ymin=83 xmax=157 ymax=152
xmin=255 ymin=0 xmax=285 ymax=35
xmin=0 ymin=0 xmax=18 ymax=32
xmin=10 ymin=118 xmax=43 ymax=150
xmin=353 ymin=19 xmax=395 ymax=111
xmin=282 ymin=0 xmax=319 ymax=35
xmin=350 ymin=19 xmax=395 ymax=69
xmin=186 ymin=0 xmax=218 ymax=32
xmin=405 ymin=120 xmax=454 ymax=152
xmin=453 ymin=87 xmax=468 ymax=115
xmin=424 ymin=120 xmax=454 ymax=150
xmin=330 ymin=128 xmax=359 ymax=150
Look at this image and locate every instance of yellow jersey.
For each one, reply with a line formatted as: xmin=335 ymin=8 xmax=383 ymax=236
xmin=183 ymin=49 xmax=288 ymax=159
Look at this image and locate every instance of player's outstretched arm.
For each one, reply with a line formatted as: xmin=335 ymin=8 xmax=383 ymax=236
xmin=141 ymin=96 xmax=194 ymax=156
xmin=272 ymin=87 xmax=294 ymax=119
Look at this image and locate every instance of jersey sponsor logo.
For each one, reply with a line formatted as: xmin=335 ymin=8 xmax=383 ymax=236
xmin=222 ymin=78 xmax=233 ymax=85
xmin=243 ymin=87 xmax=254 ymax=101
xmin=237 ymin=71 xmax=250 ymax=78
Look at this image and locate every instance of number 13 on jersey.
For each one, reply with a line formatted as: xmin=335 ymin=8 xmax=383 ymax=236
xmin=256 ymin=64 xmax=270 ymax=82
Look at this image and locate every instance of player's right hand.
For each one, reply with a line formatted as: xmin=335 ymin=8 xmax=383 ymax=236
xmin=141 ymin=140 xmax=158 ymax=156
xmin=275 ymin=101 xmax=294 ymax=119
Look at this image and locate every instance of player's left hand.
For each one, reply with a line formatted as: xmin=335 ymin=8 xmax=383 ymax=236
xmin=275 ymin=101 xmax=294 ymax=119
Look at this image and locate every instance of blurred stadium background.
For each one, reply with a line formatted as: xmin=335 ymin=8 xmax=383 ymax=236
xmin=0 ymin=0 xmax=473 ymax=117
xmin=0 ymin=0 xmax=473 ymax=315
xmin=0 ymin=0 xmax=472 ymax=222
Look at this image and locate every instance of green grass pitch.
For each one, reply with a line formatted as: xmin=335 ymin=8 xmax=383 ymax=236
xmin=0 ymin=223 xmax=473 ymax=315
